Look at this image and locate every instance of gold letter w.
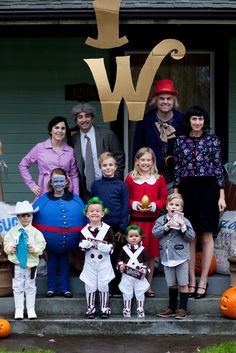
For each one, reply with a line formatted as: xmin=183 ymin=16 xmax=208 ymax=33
xmin=84 ymin=39 xmax=186 ymax=122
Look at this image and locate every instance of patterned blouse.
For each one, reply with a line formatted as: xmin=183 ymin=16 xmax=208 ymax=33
xmin=173 ymin=133 xmax=225 ymax=188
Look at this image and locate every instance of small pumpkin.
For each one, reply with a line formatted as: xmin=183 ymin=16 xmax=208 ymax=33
xmin=195 ymin=252 xmax=216 ymax=276
xmin=0 ymin=318 xmax=11 ymax=338
xmin=141 ymin=195 xmax=150 ymax=209
xmin=220 ymin=287 xmax=236 ymax=319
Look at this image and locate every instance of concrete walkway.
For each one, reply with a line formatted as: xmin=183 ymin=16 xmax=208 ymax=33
xmin=1 ymin=334 xmax=236 ymax=353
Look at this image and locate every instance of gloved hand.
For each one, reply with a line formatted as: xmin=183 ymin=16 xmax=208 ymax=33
xmin=80 ymin=239 xmax=93 ymax=250
xmin=140 ymin=265 xmax=148 ymax=275
xmin=97 ymin=242 xmax=112 ymax=254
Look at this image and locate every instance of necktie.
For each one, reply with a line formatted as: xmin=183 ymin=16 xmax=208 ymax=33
xmin=85 ymin=135 xmax=95 ymax=192
xmin=16 ymin=228 xmax=29 ymax=269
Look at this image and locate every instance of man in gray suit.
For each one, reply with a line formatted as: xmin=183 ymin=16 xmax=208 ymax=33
xmin=71 ymin=102 xmax=125 ymax=202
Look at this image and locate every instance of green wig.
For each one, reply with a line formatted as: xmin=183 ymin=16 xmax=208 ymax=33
xmin=125 ymin=225 xmax=146 ymax=238
xmin=83 ymin=196 xmax=109 ymax=216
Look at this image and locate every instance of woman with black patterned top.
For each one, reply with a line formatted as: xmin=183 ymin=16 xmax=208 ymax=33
xmin=173 ymin=106 xmax=226 ymax=299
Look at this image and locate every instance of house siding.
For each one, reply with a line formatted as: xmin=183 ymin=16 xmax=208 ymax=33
xmin=0 ymin=36 xmax=109 ymax=203
xmin=229 ymin=38 xmax=236 ymax=163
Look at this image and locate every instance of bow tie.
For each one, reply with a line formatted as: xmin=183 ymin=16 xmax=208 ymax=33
xmin=155 ymin=122 xmax=176 ymax=143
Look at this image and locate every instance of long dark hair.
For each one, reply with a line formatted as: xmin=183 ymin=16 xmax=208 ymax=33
xmin=183 ymin=106 xmax=210 ymax=135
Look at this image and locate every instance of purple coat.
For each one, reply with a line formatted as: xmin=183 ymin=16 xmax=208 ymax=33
xmin=19 ymin=138 xmax=79 ymax=196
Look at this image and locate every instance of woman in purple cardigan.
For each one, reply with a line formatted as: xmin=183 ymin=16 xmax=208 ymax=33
xmin=19 ymin=116 xmax=79 ymax=198
xmin=173 ymin=106 xmax=226 ymax=299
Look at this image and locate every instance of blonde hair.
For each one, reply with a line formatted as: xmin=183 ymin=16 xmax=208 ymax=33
xmin=167 ymin=193 xmax=184 ymax=208
xmin=99 ymin=152 xmax=116 ymax=167
xmin=149 ymin=94 xmax=179 ymax=110
xmin=131 ymin=147 xmax=160 ymax=180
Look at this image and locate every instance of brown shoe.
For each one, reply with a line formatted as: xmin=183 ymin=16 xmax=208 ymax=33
xmin=157 ymin=308 xmax=175 ymax=318
xmin=175 ymin=308 xmax=188 ymax=319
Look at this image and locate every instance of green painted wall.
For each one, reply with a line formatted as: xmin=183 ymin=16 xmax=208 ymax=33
xmin=229 ymin=38 xmax=236 ymax=163
xmin=0 ymin=37 xmax=109 ymax=204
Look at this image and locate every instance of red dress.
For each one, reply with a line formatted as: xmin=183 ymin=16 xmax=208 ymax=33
xmin=125 ymin=174 xmax=168 ymax=257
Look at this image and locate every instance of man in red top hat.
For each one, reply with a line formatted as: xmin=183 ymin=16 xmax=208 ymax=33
xmin=133 ymin=79 xmax=184 ymax=191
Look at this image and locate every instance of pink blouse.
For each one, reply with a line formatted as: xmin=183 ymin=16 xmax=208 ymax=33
xmin=19 ymin=138 xmax=79 ymax=196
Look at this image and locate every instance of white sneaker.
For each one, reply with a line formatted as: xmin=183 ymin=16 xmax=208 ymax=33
xmin=123 ymin=308 xmax=131 ymax=318
xmin=137 ymin=308 xmax=145 ymax=318
xmin=85 ymin=306 xmax=96 ymax=319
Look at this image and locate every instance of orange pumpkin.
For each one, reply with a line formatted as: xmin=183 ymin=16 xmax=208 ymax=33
xmin=220 ymin=287 xmax=236 ymax=319
xmin=0 ymin=319 xmax=11 ymax=338
xmin=195 ymin=252 xmax=216 ymax=276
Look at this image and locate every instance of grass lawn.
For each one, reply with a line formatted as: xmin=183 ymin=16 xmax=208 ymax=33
xmin=200 ymin=341 xmax=236 ymax=352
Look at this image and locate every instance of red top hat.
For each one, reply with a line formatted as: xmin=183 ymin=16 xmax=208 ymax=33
xmin=152 ymin=79 xmax=178 ymax=97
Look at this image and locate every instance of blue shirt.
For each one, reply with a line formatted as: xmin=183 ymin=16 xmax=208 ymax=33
xmin=91 ymin=176 xmax=129 ymax=232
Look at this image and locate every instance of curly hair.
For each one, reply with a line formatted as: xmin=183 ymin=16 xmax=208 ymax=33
xmin=83 ymin=196 xmax=109 ymax=216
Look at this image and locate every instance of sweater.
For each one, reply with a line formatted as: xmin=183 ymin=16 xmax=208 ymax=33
xmin=91 ymin=176 xmax=129 ymax=232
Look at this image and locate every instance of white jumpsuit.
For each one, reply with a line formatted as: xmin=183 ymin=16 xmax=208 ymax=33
xmin=79 ymin=223 xmax=115 ymax=293
xmin=118 ymin=245 xmax=149 ymax=301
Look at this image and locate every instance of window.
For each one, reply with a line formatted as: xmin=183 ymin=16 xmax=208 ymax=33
xmin=124 ymin=50 xmax=214 ymax=174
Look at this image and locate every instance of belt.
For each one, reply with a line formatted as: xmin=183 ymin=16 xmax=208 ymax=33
xmin=32 ymin=222 xmax=84 ymax=233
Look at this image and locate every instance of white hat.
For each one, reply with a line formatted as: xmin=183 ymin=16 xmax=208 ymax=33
xmin=9 ymin=201 xmax=39 ymax=215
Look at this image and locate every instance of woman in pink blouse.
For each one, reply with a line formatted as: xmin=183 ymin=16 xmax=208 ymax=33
xmin=19 ymin=116 xmax=79 ymax=198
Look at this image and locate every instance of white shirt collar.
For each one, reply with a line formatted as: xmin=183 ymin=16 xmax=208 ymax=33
xmin=80 ymin=125 xmax=95 ymax=139
xmin=134 ymin=175 xmax=157 ymax=185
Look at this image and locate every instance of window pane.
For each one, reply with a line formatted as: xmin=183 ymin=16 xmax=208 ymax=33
xmin=126 ymin=51 xmax=212 ymax=172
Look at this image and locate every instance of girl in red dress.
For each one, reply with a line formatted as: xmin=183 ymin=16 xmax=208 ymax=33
xmin=125 ymin=147 xmax=168 ymax=296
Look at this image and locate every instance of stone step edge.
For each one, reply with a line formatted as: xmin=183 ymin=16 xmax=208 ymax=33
xmin=6 ymin=315 xmax=236 ymax=336
xmin=0 ymin=295 xmax=223 ymax=300
xmin=4 ymin=314 xmax=229 ymax=321
xmin=0 ymin=296 xmax=223 ymax=315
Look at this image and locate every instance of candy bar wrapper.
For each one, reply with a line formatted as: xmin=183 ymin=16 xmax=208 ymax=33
xmin=170 ymin=211 xmax=184 ymax=230
xmin=87 ymin=237 xmax=107 ymax=249
xmin=124 ymin=265 xmax=146 ymax=280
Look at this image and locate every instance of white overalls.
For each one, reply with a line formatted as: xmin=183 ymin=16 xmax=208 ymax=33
xmin=79 ymin=223 xmax=115 ymax=317
xmin=118 ymin=245 xmax=149 ymax=317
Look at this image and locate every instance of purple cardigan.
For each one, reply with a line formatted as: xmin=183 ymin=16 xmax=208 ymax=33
xmin=19 ymin=138 xmax=79 ymax=196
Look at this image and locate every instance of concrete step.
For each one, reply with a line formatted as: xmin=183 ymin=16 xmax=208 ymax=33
xmin=35 ymin=273 xmax=231 ymax=296
xmin=0 ymin=274 xmax=232 ymax=337
xmin=2 ymin=314 xmax=236 ymax=336
xmin=0 ymin=295 xmax=233 ymax=336
xmin=0 ymin=296 xmax=225 ymax=316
